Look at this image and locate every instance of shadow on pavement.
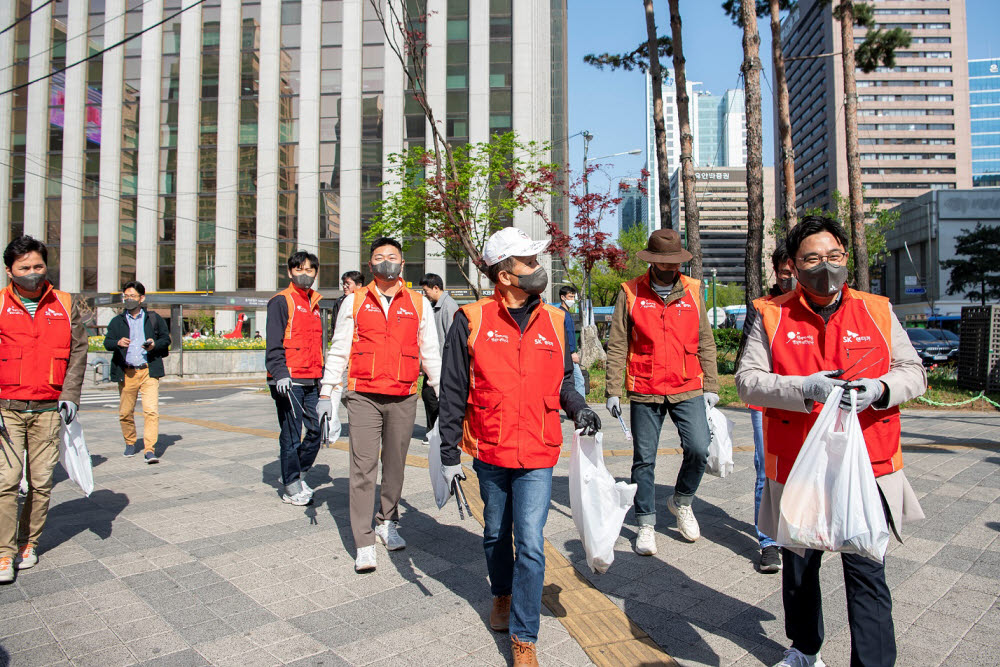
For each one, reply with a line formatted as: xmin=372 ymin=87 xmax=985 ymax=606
xmin=38 ymin=489 xmax=130 ymax=551
xmin=549 ymin=473 xmax=784 ymax=665
xmin=53 ymin=454 xmax=108 ymax=486
xmin=150 ymin=433 xmax=182 ymax=457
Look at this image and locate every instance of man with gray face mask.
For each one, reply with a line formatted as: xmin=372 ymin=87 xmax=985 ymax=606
xmin=0 ymin=236 xmax=88 ymax=582
xmin=318 ymin=237 xmax=441 ymax=573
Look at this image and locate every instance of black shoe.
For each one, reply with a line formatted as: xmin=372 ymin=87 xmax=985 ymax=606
xmin=123 ymin=444 xmax=137 ymax=457
xmin=759 ymin=545 xmax=781 ymax=573
xmin=145 ymin=451 xmax=159 ymax=464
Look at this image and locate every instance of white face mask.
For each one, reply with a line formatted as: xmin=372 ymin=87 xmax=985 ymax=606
xmin=564 ymin=299 xmax=576 ymax=310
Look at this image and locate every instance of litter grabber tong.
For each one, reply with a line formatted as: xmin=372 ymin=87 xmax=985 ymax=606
xmin=319 ymin=413 xmax=331 ymax=445
xmin=833 ymin=346 xmax=885 ymax=384
xmin=452 ymin=477 xmax=472 ymax=520
xmin=610 ymin=404 xmax=632 ymax=442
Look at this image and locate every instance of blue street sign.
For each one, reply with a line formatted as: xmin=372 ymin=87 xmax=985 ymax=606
xmin=905 ymin=287 xmax=926 ymax=295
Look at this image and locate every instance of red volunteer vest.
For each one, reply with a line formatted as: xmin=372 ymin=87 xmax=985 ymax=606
xmin=623 ymin=273 xmax=705 ymax=396
xmin=0 ymin=283 xmax=74 ymax=401
xmin=747 ymin=295 xmax=774 ymax=413
xmin=461 ymin=294 xmax=567 ymax=469
xmin=759 ymin=286 xmax=903 ymax=484
xmin=348 ymin=281 xmax=424 ymax=396
xmin=271 ymin=283 xmax=324 ymax=379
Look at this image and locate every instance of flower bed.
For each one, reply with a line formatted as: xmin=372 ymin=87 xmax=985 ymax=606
xmin=88 ymin=335 xmax=265 ymax=352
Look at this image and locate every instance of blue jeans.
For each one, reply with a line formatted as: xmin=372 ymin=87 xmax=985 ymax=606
xmin=630 ymin=395 xmax=710 ymax=525
xmin=751 ymin=409 xmax=776 ymax=549
xmin=572 ymin=363 xmax=586 ymax=397
xmin=270 ymin=383 xmax=321 ymax=489
xmin=473 ymin=459 xmax=553 ymax=644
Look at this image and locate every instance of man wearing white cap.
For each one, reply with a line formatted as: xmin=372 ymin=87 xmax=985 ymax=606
xmin=437 ymin=227 xmax=601 ymax=666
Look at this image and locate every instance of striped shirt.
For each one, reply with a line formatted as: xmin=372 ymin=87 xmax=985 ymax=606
xmin=20 ymin=296 xmax=39 ymax=317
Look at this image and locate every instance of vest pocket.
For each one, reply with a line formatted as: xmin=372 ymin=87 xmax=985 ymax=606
xmin=0 ymin=346 xmax=22 ymax=385
xmin=543 ymin=395 xmax=563 ymax=445
xmin=681 ymin=341 xmax=701 ymax=380
xmin=50 ymin=347 xmax=70 ymax=385
xmin=349 ymin=350 xmax=375 ymax=380
xmin=398 ymin=353 xmax=420 ymax=382
xmin=630 ymin=354 xmax=653 ymax=378
xmin=468 ymin=390 xmax=503 ymax=443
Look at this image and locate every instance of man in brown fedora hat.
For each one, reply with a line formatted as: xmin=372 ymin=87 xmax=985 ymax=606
xmin=605 ymin=229 xmax=719 ymax=554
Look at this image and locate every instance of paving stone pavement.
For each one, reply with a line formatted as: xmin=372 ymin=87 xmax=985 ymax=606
xmin=0 ymin=387 xmax=998 ymax=667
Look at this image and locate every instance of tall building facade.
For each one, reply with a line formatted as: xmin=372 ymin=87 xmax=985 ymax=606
xmin=644 ymin=71 xmax=746 ymax=231
xmin=778 ymin=0 xmax=972 ymax=216
xmin=0 ymin=0 xmax=568 ymax=325
xmin=616 ymin=177 xmax=647 ymax=234
xmin=970 ymin=57 xmax=1000 ymax=188
xmin=668 ymin=166 xmax=775 ymax=286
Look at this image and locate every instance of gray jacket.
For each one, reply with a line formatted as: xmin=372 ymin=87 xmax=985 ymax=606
xmin=432 ymin=293 xmax=459 ymax=355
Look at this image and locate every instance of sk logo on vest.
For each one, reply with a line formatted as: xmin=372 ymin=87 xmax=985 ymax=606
xmin=485 ymin=330 xmax=509 ymax=344
xmin=6 ymin=306 xmax=23 ymax=315
xmin=843 ymin=329 xmax=872 ymax=343
xmin=534 ymin=333 xmax=554 ymax=347
xmin=638 ymin=300 xmax=657 ymax=309
xmin=363 ymin=303 xmax=381 ymax=313
xmin=296 ymin=305 xmax=310 ymax=313
xmin=786 ymin=331 xmax=815 ymax=345
xmin=44 ymin=307 xmax=64 ymax=317
xmin=396 ymin=307 xmax=415 ymax=316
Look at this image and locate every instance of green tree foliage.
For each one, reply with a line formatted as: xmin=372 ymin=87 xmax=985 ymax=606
xmin=368 ymin=132 xmax=558 ymax=293
xmin=583 ymin=36 xmax=672 ymax=73
xmin=802 ymin=190 xmax=898 ymax=277
xmin=942 ymin=223 xmax=1000 ymax=306
xmin=566 ymin=223 xmax=648 ymax=307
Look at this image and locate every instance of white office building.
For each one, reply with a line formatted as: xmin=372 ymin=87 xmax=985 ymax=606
xmin=0 ymin=0 xmax=568 ymax=327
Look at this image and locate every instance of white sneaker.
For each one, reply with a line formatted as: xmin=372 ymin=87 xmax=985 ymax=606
xmin=374 ymin=521 xmax=406 ymax=551
xmin=301 ymin=480 xmax=314 ymax=496
xmin=667 ymin=495 xmax=700 ymax=542
xmin=355 ymin=545 xmax=377 ymax=573
xmin=774 ymin=648 xmax=825 ymax=667
xmin=281 ymin=490 xmax=312 ymax=506
xmin=634 ymin=525 xmax=657 ymax=556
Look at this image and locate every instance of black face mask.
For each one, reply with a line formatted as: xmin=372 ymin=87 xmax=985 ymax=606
xmin=372 ymin=260 xmax=402 ymax=281
xmin=291 ymin=273 xmax=314 ymax=289
xmin=11 ymin=273 xmax=46 ymax=292
xmin=123 ymin=298 xmax=141 ymax=311
xmin=650 ymin=266 xmax=676 ymax=285
xmin=798 ymin=262 xmax=848 ymax=297
xmin=778 ymin=276 xmax=797 ymax=294
xmin=511 ymin=266 xmax=548 ymax=295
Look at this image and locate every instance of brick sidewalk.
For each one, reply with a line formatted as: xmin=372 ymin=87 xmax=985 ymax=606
xmin=0 ymin=390 xmax=997 ymax=666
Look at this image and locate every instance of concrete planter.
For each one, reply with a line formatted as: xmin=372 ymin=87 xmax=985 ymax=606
xmin=87 ymin=349 xmax=267 ymax=382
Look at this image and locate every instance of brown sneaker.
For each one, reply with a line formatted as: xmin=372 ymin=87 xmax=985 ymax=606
xmin=489 ymin=594 xmax=511 ymax=632
xmin=511 ymin=636 xmax=539 ymax=667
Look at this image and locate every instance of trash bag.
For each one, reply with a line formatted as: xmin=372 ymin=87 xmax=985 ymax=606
xmin=705 ymin=406 xmax=735 ymax=478
xmin=19 ymin=453 xmax=28 ymax=495
xmin=59 ymin=417 xmax=94 ymax=497
xmin=569 ymin=431 xmax=637 ymax=574
xmin=426 ymin=422 xmax=450 ymax=509
xmin=777 ymin=387 xmax=890 ymax=562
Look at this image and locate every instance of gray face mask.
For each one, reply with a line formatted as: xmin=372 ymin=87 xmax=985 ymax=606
xmin=291 ymin=273 xmax=314 ymax=289
xmin=512 ymin=266 xmax=548 ymax=295
xmin=11 ymin=272 xmax=46 ymax=292
xmin=651 ymin=266 xmax=677 ymax=285
xmin=372 ymin=260 xmax=402 ymax=281
xmin=778 ymin=276 xmax=797 ymax=294
xmin=798 ymin=262 xmax=848 ymax=296
xmin=123 ymin=298 xmax=141 ymax=311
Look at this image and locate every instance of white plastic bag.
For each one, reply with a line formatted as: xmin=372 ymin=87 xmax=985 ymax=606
xmin=569 ymin=431 xmax=637 ymax=574
xmin=705 ymin=406 xmax=735 ymax=478
xmin=777 ymin=387 xmax=890 ymax=562
xmin=59 ymin=417 xmax=94 ymax=497
xmin=426 ymin=422 xmax=450 ymax=509
xmin=19 ymin=453 xmax=29 ymax=495
xmin=327 ymin=386 xmax=344 ymax=442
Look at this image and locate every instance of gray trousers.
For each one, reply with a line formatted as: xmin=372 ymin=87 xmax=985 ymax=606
xmin=345 ymin=391 xmax=418 ymax=549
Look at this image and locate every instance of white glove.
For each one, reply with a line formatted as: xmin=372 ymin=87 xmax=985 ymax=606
xmin=802 ymin=370 xmax=846 ymax=404
xmin=276 ymin=377 xmax=293 ymax=395
xmin=606 ymin=396 xmax=621 ymax=419
xmin=842 ymin=378 xmax=885 ymax=412
xmin=442 ymin=464 xmax=466 ymax=493
xmin=703 ymin=392 xmax=720 ymax=409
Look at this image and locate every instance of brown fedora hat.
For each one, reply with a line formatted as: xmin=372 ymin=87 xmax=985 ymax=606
xmin=636 ymin=229 xmax=693 ymax=264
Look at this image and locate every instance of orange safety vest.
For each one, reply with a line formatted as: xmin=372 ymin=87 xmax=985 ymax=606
xmin=0 ymin=283 xmax=74 ymax=401
xmin=347 ymin=281 xmax=424 ymax=396
xmin=759 ymin=286 xmax=903 ymax=484
xmin=270 ymin=283 xmax=324 ymax=379
xmin=747 ymin=294 xmax=774 ymax=413
xmin=460 ymin=293 xmax=568 ymax=469
xmin=623 ymin=273 xmax=704 ymax=396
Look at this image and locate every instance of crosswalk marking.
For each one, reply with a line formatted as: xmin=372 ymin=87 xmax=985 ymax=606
xmin=78 ymin=394 xmax=173 ymax=404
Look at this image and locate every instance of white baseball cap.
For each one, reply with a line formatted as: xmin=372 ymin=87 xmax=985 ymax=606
xmin=482 ymin=227 xmax=550 ymax=266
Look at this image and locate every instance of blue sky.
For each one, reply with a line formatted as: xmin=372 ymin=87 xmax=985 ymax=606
xmin=566 ymin=0 xmax=1000 ymax=235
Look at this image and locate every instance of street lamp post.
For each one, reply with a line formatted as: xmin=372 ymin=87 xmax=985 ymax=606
xmin=711 ymin=267 xmax=718 ymax=328
xmin=578 ymin=132 xmax=641 ymax=326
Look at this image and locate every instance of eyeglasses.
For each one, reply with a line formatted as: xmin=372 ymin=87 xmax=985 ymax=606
xmin=797 ymin=250 xmax=848 ymax=269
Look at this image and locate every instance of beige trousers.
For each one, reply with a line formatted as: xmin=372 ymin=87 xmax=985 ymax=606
xmin=0 ymin=409 xmax=62 ymax=557
xmin=118 ymin=368 xmax=159 ymax=452
xmin=346 ymin=391 xmax=418 ymax=549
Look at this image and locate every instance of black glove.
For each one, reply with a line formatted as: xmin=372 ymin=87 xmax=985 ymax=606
xmin=574 ymin=408 xmax=602 ymax=436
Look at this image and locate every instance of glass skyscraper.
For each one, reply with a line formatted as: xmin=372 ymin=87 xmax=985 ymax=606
xmin=970 ymin=57 xmax=1000 ymax=188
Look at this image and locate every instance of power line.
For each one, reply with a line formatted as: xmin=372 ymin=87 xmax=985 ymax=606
xmin=0 ymin=0 xmax=207 ymax=97
xmin=0 ymin=0 xmax=56 ymax=37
